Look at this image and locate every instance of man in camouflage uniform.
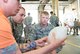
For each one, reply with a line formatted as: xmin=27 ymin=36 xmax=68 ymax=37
xmin=73 ymin=18 xmax=79 ymax=35
xmin=9 ymin=7 xmax=25 ymax=44
xmin=9 ymin=19 xmax=24 ymax=43
xmin=50 ymin=11 xmax=59 ymax=27
xmin=30 ymin=11 xmax=63 ymax=54
xmin=29 ymin=11 xmax=54 ymax=41
xmin=29 ymin=11 xmax=57 ymax=54
xmin=24 ymin=13 xmax=33 ymax=42
xmin=24 ymin=13 xmax=32 ymax=26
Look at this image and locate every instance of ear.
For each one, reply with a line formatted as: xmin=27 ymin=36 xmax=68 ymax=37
xmin=3 ymin=0 xmax=8 ymax=3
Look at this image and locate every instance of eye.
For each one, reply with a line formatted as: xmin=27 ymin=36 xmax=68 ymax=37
xmin=17 ymin=0 xmax=20 ymax=1
xmin=20 ymin=14 xmax=25 ymax=17
xmin=42 ymin=17 xmax=45 ymax=19
xmin=46 ymin=17 xmax=49 ymax=19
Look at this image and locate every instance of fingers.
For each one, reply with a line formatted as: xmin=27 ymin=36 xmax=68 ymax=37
xmin=37 ymin=42 xmax=45 ymax=47
xmin=55 ymin=37 xmax=67 ymax=46
xmin=48 ymin=32 xmax=56 ymax=43
xmin=52 ymin=32 xmax=56 ymax=39
xmin=35 ymin=37 xmax=48 ymax=47
xmin=40 ymin=36 xmax=48 ymax=42
xmin=36 ymin=37 xmax=48 ymax=43
xmin=60 ymin=37 xmax=67 ymax=43
xmin=62 ymin=42 xmax=65 ymax=46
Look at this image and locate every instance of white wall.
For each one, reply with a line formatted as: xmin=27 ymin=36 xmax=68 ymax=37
xmin=21 ymin=0 xmax=78 ymax=25
xmin=21 ymin=4 xmax=39 ymax=24
xmin=22 ymin=4 xmax=53 ymax=24
xmin=61 ymin=0 xmax=78 ymax=25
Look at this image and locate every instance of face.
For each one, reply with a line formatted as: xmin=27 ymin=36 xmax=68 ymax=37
xmin=40 ymin=13 xmax=49 ymax=25
xmin=6 ymin=0 xmax=20 ymax=16
xmin=12 ymin=8 xmax=25 ymax=24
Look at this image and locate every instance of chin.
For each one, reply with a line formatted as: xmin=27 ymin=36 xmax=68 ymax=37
xmin=10 ymin=13 xmax=16 ymax=16
xmin=43 ymin=23 xmax=47 ymax=25
xmin=16 ymin=22 xmax=20 ymax=24
xmin=12 ymin=11 xmax=18 ymax=16
xmin=18 ymin=22 xmax=22 ymax=24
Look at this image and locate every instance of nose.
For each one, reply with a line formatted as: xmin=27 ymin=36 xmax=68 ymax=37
xmin=22 ymin=17 xmax=25 ymax=20
xmin=21 ymin=18 xmax=24 ymax=22
xmin=17 ymin=2 xmax=21 ymax=10
xmin=16 ymin=4 xmax=21 ymax=13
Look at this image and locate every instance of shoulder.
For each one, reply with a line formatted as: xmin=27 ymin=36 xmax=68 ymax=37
xmin=50 ymin=16 xmax=53 ymax=18
xmin=48 ymin=23 xmax=54 ymax=28
xmin=32 ymin=24 xmax=40 ymax=29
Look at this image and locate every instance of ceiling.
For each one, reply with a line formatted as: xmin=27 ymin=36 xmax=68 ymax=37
xmin=20 ymin=0 xmax=71 ymax=7
xmin=20 ymin=0 xmax=75 ymax=5
xmin=21 ymin=0 xmax=74 ymax=2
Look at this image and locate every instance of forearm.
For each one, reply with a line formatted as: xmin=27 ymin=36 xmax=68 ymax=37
xmin=23 ymin=43 xmax=57 ymax=54
xmin=51 ymin=50 xmax=56 ymax=54
xmin=23 ymin=37 xmax=66 ymax=54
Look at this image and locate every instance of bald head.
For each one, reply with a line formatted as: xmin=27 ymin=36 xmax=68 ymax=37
xmin=0 ymin=0 xmax=20 ymax=17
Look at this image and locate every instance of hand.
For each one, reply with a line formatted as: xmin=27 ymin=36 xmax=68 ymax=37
xmin=48 ymin=32 xmax=55 ymax=44
xmin=52 ymin=37 xmax=67 ymax=48
xmin=35 ymin=37 xmax=48 ymax=47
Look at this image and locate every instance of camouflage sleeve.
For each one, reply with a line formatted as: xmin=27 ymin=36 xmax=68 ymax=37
xmin=56 ymin=17 xmax=59 ymax=26
xmin=20 ymin=41 xmax=37 ymax=53
xmin=29 ymin=25 xmax=37 ymax=41
xmin=24 ymin=18 xmax=26 ymax=25
xmin=50 ymin=16 xmax=53 ymax=24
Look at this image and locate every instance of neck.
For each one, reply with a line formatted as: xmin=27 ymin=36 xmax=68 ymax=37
xmin=3 ymin=11 xmax=9 ymax=17
xmin=40 ymin=23 xmax=48 ymax=27
xmin=0 ymin=7 xmax=9 ymax=17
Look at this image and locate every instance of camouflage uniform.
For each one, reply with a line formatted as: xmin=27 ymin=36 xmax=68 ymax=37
xmin=24 ymin=24 xmax=33 ymax=42
xmin=24 ymin=16 xmax=32 ymax=25
xmin=9 ymin=17 xmax=24 ymax=43
xmin=24 ymin=16 xmax=32 ymax=42
xmin=50 ymin=15 xmax=59 ymax=27
xmin=29 ymin=23 xmax=54 ymax=41
xmin=73 ymin=19 xmax=79 ymax=35
xmin=29 ymin=23 xmax=62 ymax=53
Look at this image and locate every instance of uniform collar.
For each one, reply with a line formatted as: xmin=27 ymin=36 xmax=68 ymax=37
xmin=39 ymin=23 xmax=48 ymax=28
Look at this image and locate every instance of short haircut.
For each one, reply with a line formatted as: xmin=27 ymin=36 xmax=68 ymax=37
xmin=28 ymin=13 xmax=30 ymax=15
xmin=50 ymin=11 xmax=53 ymax=14
xmin=41 ymin=11 xmax=49 ymax=15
